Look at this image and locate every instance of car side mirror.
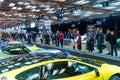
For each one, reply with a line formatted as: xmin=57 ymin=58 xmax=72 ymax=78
xmin=95 ymin=68 xmax=100 ymax=77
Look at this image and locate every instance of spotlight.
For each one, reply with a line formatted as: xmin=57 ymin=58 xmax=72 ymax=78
xmin=101 ymin=1 xmax=108 ymax=7
xmin=103 ymin=18 xmax=106 ymax=22
xmin=56 ymin=12 xmax=64 ymax=19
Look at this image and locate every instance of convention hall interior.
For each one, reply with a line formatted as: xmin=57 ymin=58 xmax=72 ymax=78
xmin=0 ymin=0 xmax=120 ymax=80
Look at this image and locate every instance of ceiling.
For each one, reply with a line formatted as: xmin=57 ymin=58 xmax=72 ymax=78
xmin=0 ymin=0 xmax=120 ymax=28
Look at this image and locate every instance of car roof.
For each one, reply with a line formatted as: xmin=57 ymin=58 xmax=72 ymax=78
xmin=0 ymin=53 xmax=68 ymax=74
xmin=1 ymin=45 xmax=24 ymax=50
xmin=0 ymin=53 xmax=103 ymax=74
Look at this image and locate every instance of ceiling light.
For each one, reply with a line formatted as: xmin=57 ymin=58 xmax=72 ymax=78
xmin=92 ymin=4 xmax=103 ymax=8
xmin=14 ymin=13 xmax=19 ymax=16
xmin=1 ymin=12 xmax=5 ymax=15
xmin=8 ymin=14 xmax=12 ymax=16
xmin=59 ymin=0 xmax=65 ymax=2
xmin=12 ymin=7 xmax=17 ymax=10
xmin=32 ymin=15 xmax=36 ymax=18
xmin=49 ymin=8 xmax=55 ymax=11
xmin=25 ymin=5 xmax=32 ymax=9
xmin=46 ymin=5 xmax=50 ymax=8
xmin=96 ymin=12 xmax=103 ymax=14
xmin=74 ymin=0 xmax=85 ymax=4
xmin=64 ymin=12 xmax=70 ymax=15
xmin=80 ymin=1 xmax=90 ymax=5
xmin=40 ymin=5 xmax=46 ymax=7
xmin=56 ymin=12 xmax=64 ymax=19
xmin=31 ymin=9 xmax=36 ymax=12
xmin=103 ymin=6 xmax=116 ymax=10
xmin=4 ymin=14 xmax=8 ymax=16
xmin=18 ymin=14 xmax=22 ymax=17
xmin=44 ymin=8 xmax=50 ymax=10
xmin=9 ymin=3 xmax=15 ymax=7
xmin=97 ymin=0 xmax=109 ymax=3
xmin=22 ymin=15 xmax=26 ymax=17
xmin=31 ymin=6 xmax=37 ymax=9
xmin=0 ymin=0 xmax=4 ymax=2
xmin=24 ymin=2 xmax=30 ymax=5
xmin=53 ymin=0 xmax=65 ymax=2
xmin=62 ymin=17 xmax=69 ymax=20
xmin=100 ymin=1 xmax=109 ymax=7
xmin=18 ymin=2 xmax=24 ymax=5
xmin=51 ymin=16 xmax=57 ymax=19
xmin=17 ymin=7 xmax=22 ymax=10
xmin=110 ymin=2 xmax=120 ymax=6
xmin=36 ymin=9 xmax=40 ymax=12
xmin=115 ymin=9 xmax=120 ymax=11
xmin=47 ymin=11 xmax=56 ymax=13
xmin=29 ymin=14 xmax=33 ymax=17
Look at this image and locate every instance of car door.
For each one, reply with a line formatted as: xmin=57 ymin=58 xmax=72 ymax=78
xmin=45 ymin=61 xmax=103 ymax=80
xmin=15 ymin=60 xmax=103 ymax=80
xmin=15 ymin=65 xmax=51 ymax=80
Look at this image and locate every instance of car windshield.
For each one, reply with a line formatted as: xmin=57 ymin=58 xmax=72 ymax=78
xmin=75 ymin=58 xmax=104 ymax=67
xmin=27 ymin=46 xmax=42 ymax=51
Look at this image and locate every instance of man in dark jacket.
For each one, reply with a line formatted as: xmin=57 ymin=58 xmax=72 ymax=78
xmin=105 ymin=29 xmax=111 ymax=55
xmin=110 ymin=31 xmax=117 ymax=57
xmin=98 ymin=29 xmax=104 ymax=53
xmin=44 ymin=32 xmax=50 ymax=45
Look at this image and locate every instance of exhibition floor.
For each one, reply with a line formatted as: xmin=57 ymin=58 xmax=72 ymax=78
xmin=36 ymin=38 xmax=120 ymax=57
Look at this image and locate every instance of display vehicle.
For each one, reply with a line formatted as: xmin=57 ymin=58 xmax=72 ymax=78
xmin=1 ymin=41 xmax=61 ymax=55
xmin=0 ymin=53 xmax=120 ymax=80
xmin=117 ymin=38 xmax=120 ymax=47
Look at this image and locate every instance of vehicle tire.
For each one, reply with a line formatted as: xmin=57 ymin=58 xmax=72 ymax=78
xmin=110 ymin=75 xmax=120 ymax=80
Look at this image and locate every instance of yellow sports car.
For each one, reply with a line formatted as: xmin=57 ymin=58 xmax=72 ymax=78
xmin=25 ymin=44 xmax=61 ymax=54
xmin=1 ymin=41 xmax=61 ymax=55
xmin=8 ymin=41 xmax=22 ymax=45
xmin=7 ymin=41 xmax=61 ymax=54
xmin=0 ymin=53 xmax=120 ymax=80
xmin=1 ymin=46 xmax=28 ymax=55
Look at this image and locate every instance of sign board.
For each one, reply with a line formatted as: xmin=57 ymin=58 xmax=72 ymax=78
xmin=44 ymin=20 xmax=51 ymax=30
xmin=87 ymin=25 xmax=94 ymax=36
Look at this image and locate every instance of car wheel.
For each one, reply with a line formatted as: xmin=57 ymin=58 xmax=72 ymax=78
xmin=110 ymin=75 xmax=120 ymax=80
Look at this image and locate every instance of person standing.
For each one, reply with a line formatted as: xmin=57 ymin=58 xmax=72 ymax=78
xmin=95 ymin=30 xmax=100 ymax=49
xmin=87 ymin=32 xmax=94 ymax=52
xmin=44 ymin=31 xmax=50 ymax=45
xmin=39 ymin=31 xmax=43 ymax=44
xmin=51 ymin=32 xmax=55 ymax=45
xmin=71 ymin=34 xmax=76 ymax=49
xmin=97 ymin=29 xmax=104 ymax=53
xmin=55 ymin=31 xmax=59 ymax=47
xmin=32 ymin=31 xmax=37 ymax=43
xmin=105 ymin=29 xmax=111 ymax=55
xmin=110 ymin=31 xmax=118 ymax=57
xmin=27 ymin=32 xmax=32 ymax=43
xmin=76 ymin=32 xmax=82 ymax=50
xmin=59 ymin=31 xmax=64 ymax=47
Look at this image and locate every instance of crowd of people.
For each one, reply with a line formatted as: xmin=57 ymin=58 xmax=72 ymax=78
xmin=87 ymin=29 xmax=118 ymax=57
xmin=0 ymin=29 xmax=118 ymax=57
xmin=0 ymin=30 xmax=82 ymax=49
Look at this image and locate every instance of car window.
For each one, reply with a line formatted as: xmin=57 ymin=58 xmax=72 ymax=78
xmin=45 ymin=61 xmax=95 ymax=79
xmin=15 ymin=67 xmax=40 ymax=80
xmin=15 ymin=61 xmax=95 ymax=80
xmin=23 ymin=47 xmax=30 ymax=53
xmin=15 ymin=65 xmax=51 ymax=80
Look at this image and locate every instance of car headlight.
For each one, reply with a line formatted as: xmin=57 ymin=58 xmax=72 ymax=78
xmin=0 ymin=76 xmax=8 ymax=80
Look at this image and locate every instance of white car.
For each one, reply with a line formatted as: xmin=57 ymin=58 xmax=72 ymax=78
xmin=81 ymin=35 xmax=87 ymax=43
